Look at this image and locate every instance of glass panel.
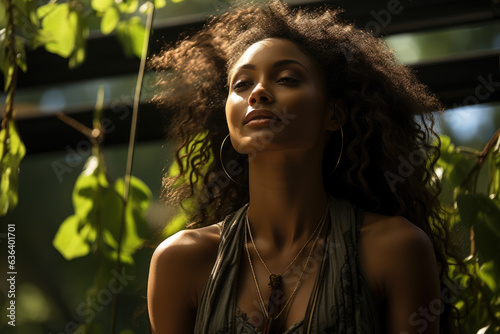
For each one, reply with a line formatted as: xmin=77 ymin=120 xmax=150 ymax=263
xmin=0 ymin=72 xmax=157 ymax=119
xmin=386 ymin=20 xmax=500 ymax=64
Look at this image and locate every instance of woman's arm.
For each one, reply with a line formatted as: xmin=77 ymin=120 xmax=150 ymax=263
xmin=359 ymin=214 xmax=441 ymax=334
xmin=147 ymin=227 xmax=220 ymax=334
xmin=383 ymin=218 xmax=441 ymax=334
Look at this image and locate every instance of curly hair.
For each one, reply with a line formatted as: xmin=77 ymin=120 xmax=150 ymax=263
xmin=149 ymin=0 xmax=465 ymax=331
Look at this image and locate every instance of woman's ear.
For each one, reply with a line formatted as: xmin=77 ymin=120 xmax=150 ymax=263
xmin=326 ymin=98 xmax=347 ymax=131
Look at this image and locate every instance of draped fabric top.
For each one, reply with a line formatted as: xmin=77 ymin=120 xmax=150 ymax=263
xmin=194 ymin=197 xmax=384 ymax=333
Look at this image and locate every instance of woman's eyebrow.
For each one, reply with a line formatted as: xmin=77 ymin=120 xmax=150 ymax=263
xmin=235 ymin=59 xmax=308 ymax=72
xmin=272 ymin=59 xmax=308 ymax=71
xmin=228 ymin=59 xmax=308 ymax=85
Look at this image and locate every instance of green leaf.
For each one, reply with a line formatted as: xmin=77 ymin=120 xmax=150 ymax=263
xmin=101 ymin=7 xmax=119 ymax=35
xmin=113 ymin=176 xmax=152 ymax=260
xmin=91 ymin=0 xmax=115 ymax=12
xmin=37 ymin=3 xmax=78 ymax=58
xmin=97 ymin=184 xmax=123 ymax=236
xmin=69 ymin=12 xmax=88 ymax=68
xmin=162 ymin=209 xmax=188 ymax=238
xmin=75 ymin=322 xmax=104 ymax=334
xmin=36 ymin=3 xmax=56 ymax=20
xmin=0 ymin=3 xmax=5 ymax=27
xmin=72 ymin=158 xmax=101 ymax=224
xmin=171 ymin=0 xmax=184 ymax=3
xmin=114 ymin=176 xmax=152 ymax=210
xmin=118 ymin=0 xmax=139 ymax=14
xmin=12 ymin=0 xmax=39 ymax=43
xmin=437 ymin=135 xmax=453 ymax=162
xmin=53 ymin=215 xmax=91 ymax=259
xmin=478 ymin=194 xmax=500 ymax=238
xmin=475 ymin=212 xmax=500 ymax=263
xmin=447 ymin=158 xmax=475 ymax=189
xmin=0 ymin=118 xmax=26 ymax=215
xmin=116 ymin=16 xmax=145 ymax=58
xmin=71 ymin=155 xmax=124 ymax=236
xmin=478 ymin=260 xmax=498 ymax=293
xmin=119 ymin=330 xmax=135 ymax=334
xmin=437 ymin=135 xmax=476 ymax=189
xmin=490 ymin=149 xmax=500 ymax=197
xmin=153 ymin=0 xmax=166 ymax=9
xmin=128 ymin=16 xmax=145 ymax=58
xmin=14 ymin=35 xmax=27 ymax=73
xmin=457 ymin=193 xmax=500 ymax=262
xmin=0 ymin=32 xmax=14 ymax=91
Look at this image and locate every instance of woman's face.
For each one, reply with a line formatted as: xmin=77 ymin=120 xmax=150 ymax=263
xmin=226 ymin=38 xmax=335 ymax=156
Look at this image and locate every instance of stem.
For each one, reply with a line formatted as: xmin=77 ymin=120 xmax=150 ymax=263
xmin=455 ymin=146 xmax=481 ymax=156
xmin=469 ymin=226 xmax=475 ymax=257
xmin=458 ymin=129 xmax=500 ymax=258
xmin=110 ymin=4 xmax=155 ymax=333
xmin=56 ymin=112 xmax=96 ymax=141
xmin=459 ymin=128 xmax=500 ymax=190
xmin=1 ymin=0 xmax=19 ymax=160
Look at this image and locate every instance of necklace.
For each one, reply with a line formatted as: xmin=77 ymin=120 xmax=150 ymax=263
xmin=243 ymin=206 xmax=329 ymax=327
xmin=246 ymin=206 xmax=329 ymax=290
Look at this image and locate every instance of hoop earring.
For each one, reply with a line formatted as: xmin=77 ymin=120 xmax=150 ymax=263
xmin=330 ymin=125 xmax=344 ymax=175
xmin=220 ymin=134 xmax=246 ymax=186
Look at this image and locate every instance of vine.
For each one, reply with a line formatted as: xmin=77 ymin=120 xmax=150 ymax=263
xmin=438 ymin=132 xmax=500 ymax=333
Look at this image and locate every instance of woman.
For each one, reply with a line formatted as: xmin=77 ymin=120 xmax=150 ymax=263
xmin=147 ymin=1 xmax=458 ymax=333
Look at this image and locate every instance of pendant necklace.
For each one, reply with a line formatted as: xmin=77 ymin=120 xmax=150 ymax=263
xmin=244 ymin=206 xmax=329 ymax=333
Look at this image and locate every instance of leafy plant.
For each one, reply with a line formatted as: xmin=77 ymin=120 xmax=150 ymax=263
xmin=0 ymin=0 xmax=172 ymax=217
xmin=0 ymin=0 xmax=164 ymax=332
xmin=49 ymin=1 xmax=157 ymax=331
xmin=53 ymin=97 xmax=151 ymax=264
xmin=0 ymin=0 xmax=27 ymax=217
xmin=437 ymin=131 xmax=500 ymax=333
xmin=53 ymin=87 xmax=152 ymax=333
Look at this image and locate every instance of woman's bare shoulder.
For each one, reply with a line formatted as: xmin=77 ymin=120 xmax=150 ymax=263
xmin=361 ymin=212 xmax=431 ymax=246
xmin=359 ymin=212 xmax=437 ymax=299
xmin=151 ymin=223 xmax=222 ymax=291
xmin=148 ymin=223 xmax=222 ymax=333
xmin=154 ymin=224 xmax=221 ymax=262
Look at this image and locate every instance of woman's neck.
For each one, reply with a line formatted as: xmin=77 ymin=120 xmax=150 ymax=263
xmin=246 ymin=149 xmax=329 ymax=251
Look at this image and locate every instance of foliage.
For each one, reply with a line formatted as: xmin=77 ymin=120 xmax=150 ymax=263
xmin=53 ymin=154 xmax=151 ymax=264
xmin=50 ymin=85 xmax=153 ymax=333
xmin=0 ymin=0 xmax=27 ymax=216
xmin=437 ymin=132 xmax=500 ymax=333
xmin=52 ymin=136 xmax=152 ymax=334
xmin=0 ymin=0 xmax=174 ymax=332
xmin=161 ymin=131 xmax=211 ymax=237
xmin=0 ymin=0 xmax=172 ymax=214
xmin=0 ymin=117 xmax=25 ymax=215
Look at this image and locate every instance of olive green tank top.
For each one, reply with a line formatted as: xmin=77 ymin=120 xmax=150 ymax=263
xmin=194 ymin=197 xmax=384 ymax=333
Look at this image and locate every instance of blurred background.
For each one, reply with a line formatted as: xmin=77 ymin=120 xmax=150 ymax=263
xmin=0 ymin=0 xmax=499 ymax=333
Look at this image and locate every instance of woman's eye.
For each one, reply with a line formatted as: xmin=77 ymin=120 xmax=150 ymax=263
xmin=233 ymin=80 xmax=250 ymax=90
xmin=277 ymin=77 xmax=299 ymax=84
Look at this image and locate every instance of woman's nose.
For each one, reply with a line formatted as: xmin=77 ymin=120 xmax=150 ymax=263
xmin=248 ymin=83 xmax=274 ymax=106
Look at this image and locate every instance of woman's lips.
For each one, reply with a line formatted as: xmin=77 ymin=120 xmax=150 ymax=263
xmin=244 ymin=109 xmax=280 ymax=126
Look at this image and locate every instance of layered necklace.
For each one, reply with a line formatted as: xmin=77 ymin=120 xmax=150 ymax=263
xmin=244 ymin=206 xmax=329 ymax=334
